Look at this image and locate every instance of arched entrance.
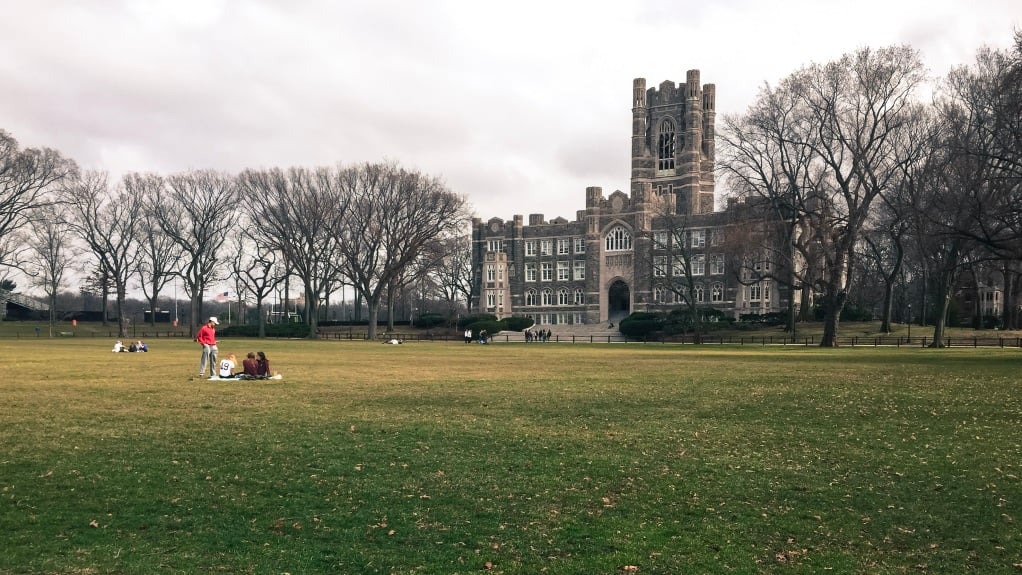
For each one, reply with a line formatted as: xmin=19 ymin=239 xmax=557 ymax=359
xmin=608 ymin=280 xmax=630 ymax=321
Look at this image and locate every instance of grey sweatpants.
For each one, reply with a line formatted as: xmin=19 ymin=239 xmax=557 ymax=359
xmin=199 ymin=344 xmax=218 ymax=376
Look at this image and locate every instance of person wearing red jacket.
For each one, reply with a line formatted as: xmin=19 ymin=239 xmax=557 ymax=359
xmin=196 ymin=316 xmax=219 ymax=377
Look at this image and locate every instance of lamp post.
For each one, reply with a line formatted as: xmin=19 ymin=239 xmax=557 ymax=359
xmin=907 ymin=303 xmax=912 ymax=341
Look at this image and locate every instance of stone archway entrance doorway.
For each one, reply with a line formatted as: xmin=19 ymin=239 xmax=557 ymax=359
xmin=608 ymin=280 xmax=630 ymax=322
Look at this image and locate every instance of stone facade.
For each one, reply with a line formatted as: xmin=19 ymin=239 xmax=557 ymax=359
xmin=470 ymin=71 xmax=787 ymax=326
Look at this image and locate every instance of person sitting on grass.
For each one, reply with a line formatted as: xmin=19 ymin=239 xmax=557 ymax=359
xmin=256 ymin=351 xmax=274 ymax=378
xmin=217 ymin=353 xmax=239 ymax=379
xmin=241 ymin=352 xmax=259 ymax=379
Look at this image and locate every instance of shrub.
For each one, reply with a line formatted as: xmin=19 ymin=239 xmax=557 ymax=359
xmin=503 ymin=316 xmax=535 ymax=332
xmin=458 ymin=314 xmax=497 ymax=329
xmin=619 ymin=312 xmax=662 ymax=339
xmin=465 ymin=320 xmax=503 ymax=337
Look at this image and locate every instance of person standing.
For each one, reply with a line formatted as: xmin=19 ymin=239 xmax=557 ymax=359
xmin=196 ymin=316 xmax=219 ymax=377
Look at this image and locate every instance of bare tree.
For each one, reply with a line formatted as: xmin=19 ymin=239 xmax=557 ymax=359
xmin=427 ymin=234 xmax=474 ymax=324
xmin=25 ymin=205 xmax=74 ymax=334
xmin=0 ymin=130 xmax=77 ymax=274
xmin=229 ymin=230 xmax=284 ymax=338
xmin=61 ymin=171 xmax=143 ymax=337
xmin=642 ymin=207 xmax=716 ymax=336
xmin=941 ymin=33 xmax=1022 ymax=258
xmin=720 ymin=45 xmax=928 ymax=346
xmin=149 ymin=170 xmax=239 ymax=335
xmin=718 ymin=75 xmax=828 ymax=339
xmin=335 ymin=162 xmax=468 ymax=341
xmin=237 ymin=167 xmax=347 ymax=338
xmin=937 ymin=34 xmax=1022 ymax=329
xmin=127 ymin=173 xmax=182 ymax=326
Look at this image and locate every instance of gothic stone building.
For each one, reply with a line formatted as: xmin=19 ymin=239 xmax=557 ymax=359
xmin=470 ymin=70 xmax=786 ymax=325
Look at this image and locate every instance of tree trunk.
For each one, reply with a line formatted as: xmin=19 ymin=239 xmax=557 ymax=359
xmin=148 ymin=295 xmax=159 ymax=326
xmin=116 ymin=288 xmax=128 ymax=338
xmin=798 ymin=284 xmax=813 ymax=322
xmin=385 ymin=282 xmax=397 ymax=332
xmin=929 ymin=268 xmax=957 ymax=348
xmin=930 ymin=293 xmax=952 ymax=348
xmin=1005 ymin=268 xmax=1018 ymax=329
xmin=880 ymin=280 xmax=895 ymax=334
xmin=305 ymin=287 xmax=320 ymax=339
xmin=256 ymin=300 xmax=267 ymax=338
xmin=819 ymin=290 xmax=847 ymax=347
xmin=970 ymin=269 xmax=982 ymax=329
xmin=786 ymin=281 xmax=797 ymax=343
xmin=366 ymin=298 xmax=380 ymax=341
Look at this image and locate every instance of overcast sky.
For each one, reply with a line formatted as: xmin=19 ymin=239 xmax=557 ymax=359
xmin=2 ymin=0 xmax=1019 ymax=224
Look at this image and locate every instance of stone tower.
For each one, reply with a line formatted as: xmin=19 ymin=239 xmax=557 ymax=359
xmin=631 ymin=70 xmax=716 ymax=215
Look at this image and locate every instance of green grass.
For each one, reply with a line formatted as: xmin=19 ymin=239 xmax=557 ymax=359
xmin=2 ymin=339 xmax=1021 ymax=574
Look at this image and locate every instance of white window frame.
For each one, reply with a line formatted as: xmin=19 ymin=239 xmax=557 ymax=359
xmin=654 ymin=256 xmax=667 ymax=277
xmin=541 ymin=262 xmax=553 ymax=281
xmin=558 ymin=288 xmax=571 ymax=305
xmin=541 ymin=288 xmax=554 ymax=306
xmin=691 ymin=255 xmax=705 ymax=276
xmin=605 ymin=226 xmax=632 ymax=251
xmin=573 ymin=260 xmax=585 ymax=280
xmin=556 ymin=261 xmax=569 ymax=281
xmin=710 ymin=254 xmax=724 ymax=275
xmin=525 ymin=289 xmax=538 ymax=306
xmin=711 ymin=282 xmax=723 ymax=302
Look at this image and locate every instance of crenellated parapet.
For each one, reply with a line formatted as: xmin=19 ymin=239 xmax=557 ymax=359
xmin=630 ymin=69 xmax=716 ymax=216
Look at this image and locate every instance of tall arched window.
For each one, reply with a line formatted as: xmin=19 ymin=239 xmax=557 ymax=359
xmin=541 ymin=288 xmax=554 ymax=306
xmin=711 ymin=282 xmax=723 ymax=302
xmin=658 ymin=118 xmax=676 ymax=171
xmin=558 ymin=288 xmax=571 ymax=305
xmin=653 ymin=286 xmax=667 ymax=303
xmin=605 ymin=225 xmax=632 ymax=252
xmin=525 ymin=289 xmax=537 ymax=306
xmin=574 ymin=288 xmax=585 ymax=305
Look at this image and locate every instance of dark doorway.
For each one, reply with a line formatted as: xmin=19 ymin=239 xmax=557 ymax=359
xmin=608 ymin=280 xmax=630 ymax=320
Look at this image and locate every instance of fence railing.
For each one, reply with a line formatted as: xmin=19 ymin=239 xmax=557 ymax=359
xmin=324 ymin=332 xmax=1022 ymax=348
xmin=8 ymin=329 xmax=1022 ymax=348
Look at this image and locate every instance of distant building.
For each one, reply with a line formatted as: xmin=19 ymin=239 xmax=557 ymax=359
xmin=471 ymin=70 xmax=790 ymax=326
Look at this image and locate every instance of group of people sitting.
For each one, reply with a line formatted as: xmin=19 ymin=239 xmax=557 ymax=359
xmin=217 ymin=351 xmax=280 ymax=380
xmin=112 ymin=340 xmax=148 ymax=352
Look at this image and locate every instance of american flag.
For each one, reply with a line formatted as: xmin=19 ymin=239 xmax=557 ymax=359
xmin=215 ymin=291 xmax=229 ymax=303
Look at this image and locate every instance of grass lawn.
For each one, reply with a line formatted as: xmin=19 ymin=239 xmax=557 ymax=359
xmin=2 ymin=338 xmax=1021 ymax=574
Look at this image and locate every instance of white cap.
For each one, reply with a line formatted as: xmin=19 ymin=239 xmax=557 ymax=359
xmin=209 ymin=316 xmax=219 ymax=325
